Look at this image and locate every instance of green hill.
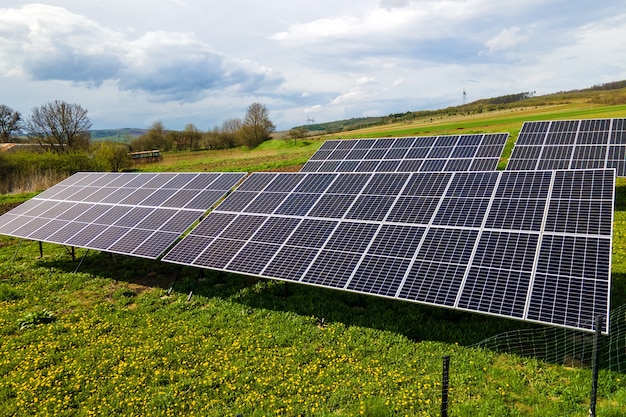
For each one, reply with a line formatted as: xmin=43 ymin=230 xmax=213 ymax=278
xmin=89 ymin=128 xmax=147 ymax=142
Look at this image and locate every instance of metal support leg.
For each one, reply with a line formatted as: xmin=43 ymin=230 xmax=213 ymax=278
xmin=187 ymin=270 xmax=204 ymax=301
xmin=38 ymin=241 xmax=43 ymax=258
xmin=11 ymin=239 xmax=23 ymax=262
xmin=74 ymin=249 xmax=90 ymax=273
xmin=167 ymin=267 xmax=183 ymax=296
xmin=71 ymin=246 xmax=75 ymax=262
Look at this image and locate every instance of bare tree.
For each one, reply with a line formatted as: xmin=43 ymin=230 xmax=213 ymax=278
xmin=130 ymin=120 xmax=175 ymax=152
xmin=181 ymin=123 xmax=202 ymax=151
xmin=240 ymin=103 xmax=275 ymax=148
xmin=0 ymin=104 xmax=23 ymax=143
xmin=27 ymin=100 xmax=92 ymax=153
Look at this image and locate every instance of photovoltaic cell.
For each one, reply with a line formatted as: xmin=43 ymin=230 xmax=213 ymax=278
xmin=301 ymin=134 xmax=508 ymax=172
xmin=507 ymin=118 xmax=626 ymax=175
xmin=0 ymin=172 xmax=246 ymax=259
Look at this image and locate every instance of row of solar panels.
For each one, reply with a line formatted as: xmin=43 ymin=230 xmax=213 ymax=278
xmin=303 ymin=119 xmax=626 ymax=176
xmin=0 ymin=118 xmax=621 ymax=334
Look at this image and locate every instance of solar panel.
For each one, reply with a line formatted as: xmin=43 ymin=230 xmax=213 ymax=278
xmin=0 ymin=172 xmax=246 ymax=259
xmin=507 ymin=118 xmax=626 ymax=175
xmin=301 ymin=134 xmax=509 ymax=172
xmin=163 ymin=169 xmax=614 ymax=333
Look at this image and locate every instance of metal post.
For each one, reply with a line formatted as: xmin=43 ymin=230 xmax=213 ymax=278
xmin=442 ymin=355 xmax=450 ymax=417
xmin=71 ymin=246 xmax=75 ymax=262
xmin=12 ymin=239 xmax=23 ymax=261
xmin=589 ymin=315 xmax=603 ymax=417
xmin=38 ymin=241 xmax=43 ymax=258
xmin=167 ymin=267 xmax=183 ymax=296
xmin=187 ymin=269 xmax=204 ymax=301
xmin=74 ymin=249 xmax=90 ymax=273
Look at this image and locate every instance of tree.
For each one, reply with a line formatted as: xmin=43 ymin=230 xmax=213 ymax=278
xmin=240 ymin=103 xmax=275 ymax=148
xmin=26 ymin=100 xmax=92 ymax=153
xmin=92 ymin=141 xmax=132 ymax=172
xmin=130 ymin=121 xmax=174 ymax=152
xmin=180 ymin=123 xmax=202 ymax=151
xmin=0 ymin=105 xmax=23 ymax=143
xmin=288 ymin=126 xmax=308 ymax=144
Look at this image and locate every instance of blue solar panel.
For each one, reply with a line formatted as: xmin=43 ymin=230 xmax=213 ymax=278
xmin=0 ymin=172 xmax=246 ymax=259
xmin=302 ymin=134 xmax=508 ymax=172
xmin=163 ymin=169 xmax=614 ymax=333
xmin=507 ymin=118 xmax=626 ymax=175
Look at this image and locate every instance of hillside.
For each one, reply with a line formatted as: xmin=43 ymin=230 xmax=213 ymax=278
xmin=293 ymin=80 xmax=626 ymax=135
xmin=89 ymin=128 xmax=147 ymax=142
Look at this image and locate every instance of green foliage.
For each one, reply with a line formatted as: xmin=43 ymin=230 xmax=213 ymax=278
xmin=0 ymin=150 xmax=94 ymax=194
xmin=17 ymin=309 xmax=55 ymax=330
xmin=91 ymin=141 xmax=132 ymax=172
xmin=0 ymin=283 xmax=23 ymax=302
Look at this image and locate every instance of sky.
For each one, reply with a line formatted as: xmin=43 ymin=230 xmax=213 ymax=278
xmin=1 ymin=1 xmax=626 ymax=131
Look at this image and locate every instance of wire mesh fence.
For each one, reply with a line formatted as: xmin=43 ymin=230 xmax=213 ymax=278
xmin=473 ymin=303 xmax=626 ymax=373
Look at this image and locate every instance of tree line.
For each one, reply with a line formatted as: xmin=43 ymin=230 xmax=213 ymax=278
xmin=130 ymin=102 xmax=276 ymax=152
xmin=1 ymin=101 xmax=276 ymax=152
xmin=0 ymin=100 xmax=276 ymax=193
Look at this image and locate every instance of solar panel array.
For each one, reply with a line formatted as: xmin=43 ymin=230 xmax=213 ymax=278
xmin=0 ymin=172 xmax=246 ymax=259
xmin=507 ymin=118 xmax=626 ymax=175
xmin=300 ymin=134 xmax=509 ymax=173
xmin=163 ymin=169 xmax=614 ymax=333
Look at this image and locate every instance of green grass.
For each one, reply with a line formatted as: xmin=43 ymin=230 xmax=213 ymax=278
xmin=135 ymin=139 xmax=320 ymax=173
xmin=1 ymin=239 xmax=625 ymax=416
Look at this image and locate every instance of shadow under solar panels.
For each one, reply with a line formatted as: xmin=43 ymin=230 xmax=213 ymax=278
xmin=163 ymin=169 xmax=614 ymax=333
xmin=0 ymin=172 xmax=246 ymax=259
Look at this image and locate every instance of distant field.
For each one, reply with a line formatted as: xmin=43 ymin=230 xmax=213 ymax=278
xmin=136 ymin=101 xmax=626 ymax=174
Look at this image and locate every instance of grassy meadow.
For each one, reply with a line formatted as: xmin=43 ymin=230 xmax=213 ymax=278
xmin=1 ymin=100 xmax=626 ymax=416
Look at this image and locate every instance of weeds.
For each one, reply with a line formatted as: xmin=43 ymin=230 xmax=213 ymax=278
xmin=17 ymin=309 xmax=55 ymax=330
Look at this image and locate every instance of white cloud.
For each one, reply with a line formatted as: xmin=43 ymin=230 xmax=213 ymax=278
xmin=482 ymin=27 xmax=529 ymax=54
xmin=0 ymin=4 xmax=283 ymax=100
xmin=1 ymin=1 xmax=625 ymax=130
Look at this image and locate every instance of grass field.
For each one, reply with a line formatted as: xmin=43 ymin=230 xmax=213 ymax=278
xmin=1 ymin=100 xmax=626 ymax=416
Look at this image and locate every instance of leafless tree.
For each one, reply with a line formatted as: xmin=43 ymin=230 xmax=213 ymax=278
xmin=240 ymin=103 xmax=275 ymax=148
xmin=0 ymin=104 xmax=23 ymax=143
xmin=180 ymin=123 xmax=202 ymax=151
xmin=27 ymin=100 xmax=92 ymax=153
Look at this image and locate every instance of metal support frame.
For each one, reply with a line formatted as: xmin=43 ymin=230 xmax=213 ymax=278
xmin=38 ymin=241 xmax=43 ymax=258
xmin=589 ymin=315 xmax=603 ymax=417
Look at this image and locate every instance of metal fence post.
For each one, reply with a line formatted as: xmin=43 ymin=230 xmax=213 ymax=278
xmin=589 ymin=315 xmax=603 ymax=417
xmin=442 ymin=355 xmax=450 ymax=417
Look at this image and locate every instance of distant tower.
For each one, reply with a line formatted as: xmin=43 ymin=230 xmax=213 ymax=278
xmin=307 ymin=116 xmax=315 ymax=125
xmin=463 ymin=89 xmax=467 ymax=105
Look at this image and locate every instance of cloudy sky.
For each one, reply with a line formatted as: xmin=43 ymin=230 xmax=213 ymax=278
xmin=1 ymin=1 xmax=625 ymax=131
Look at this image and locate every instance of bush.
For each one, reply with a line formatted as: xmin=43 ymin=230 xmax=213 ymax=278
xmin=91 ymin=142 xmax=132 ymax=172
xmin=0 ymin=150 xmax=95 ymax=193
